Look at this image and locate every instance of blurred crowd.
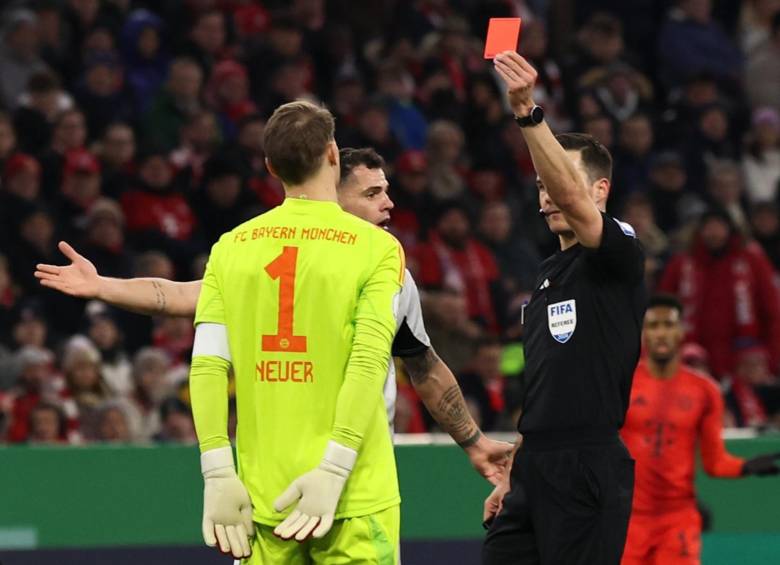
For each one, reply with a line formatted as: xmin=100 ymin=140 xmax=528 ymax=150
xmin=1 ymin=0 xmax=780 ymax=445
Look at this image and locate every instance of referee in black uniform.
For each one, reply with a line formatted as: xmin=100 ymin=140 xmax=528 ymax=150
xmin=482 ymin=51 xmax=646 ymax=564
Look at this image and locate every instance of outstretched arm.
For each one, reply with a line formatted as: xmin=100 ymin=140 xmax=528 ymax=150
xmin=403 ymin=348 xmax=512 ymax=485
xmin=35 ymin=241 xmax=201 ymax=316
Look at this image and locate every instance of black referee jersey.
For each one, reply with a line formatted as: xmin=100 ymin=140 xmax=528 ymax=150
xmin=483 ymin=212 xmax=646 ymax=565
xmin=519 ymin=211 xmax=646 ymax=434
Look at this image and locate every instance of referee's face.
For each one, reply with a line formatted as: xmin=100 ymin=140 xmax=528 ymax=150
xmin=537 ymin=150 xmax=606 ymax=236
xmin=643 ymin=306 xmax=684 ymax=363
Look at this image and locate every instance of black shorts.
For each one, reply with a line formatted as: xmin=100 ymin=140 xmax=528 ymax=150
xmin=483 ymin=429 xmax=634 ymax=565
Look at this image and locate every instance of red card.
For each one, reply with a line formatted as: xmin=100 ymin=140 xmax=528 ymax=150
xmin=484 ymin=17 xmax=522 ymax=59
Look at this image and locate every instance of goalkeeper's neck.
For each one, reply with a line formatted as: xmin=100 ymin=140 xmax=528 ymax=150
xmin=283 ymin=162 xmax=340 ymax=203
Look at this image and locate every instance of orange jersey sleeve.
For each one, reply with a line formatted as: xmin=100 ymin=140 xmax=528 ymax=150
xmin=698 ymin=378 xmax=744 ymax=478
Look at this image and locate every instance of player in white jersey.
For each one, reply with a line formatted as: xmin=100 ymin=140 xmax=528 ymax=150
xmin=35 ymin=147 xmax=511 ymax=481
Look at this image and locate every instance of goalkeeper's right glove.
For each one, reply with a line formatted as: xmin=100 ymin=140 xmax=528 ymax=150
xmin=201 ymin=446 xmax=254 ymax=559
xmin=273 ymin=440 xmax=357 ymax=541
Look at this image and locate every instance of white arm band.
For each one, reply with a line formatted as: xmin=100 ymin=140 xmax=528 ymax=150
xmin=193 ymin=322 xmax=232 ymax=362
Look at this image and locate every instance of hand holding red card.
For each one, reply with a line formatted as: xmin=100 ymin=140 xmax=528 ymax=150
xmin=484 ymin=18 xmax=522 ymax=59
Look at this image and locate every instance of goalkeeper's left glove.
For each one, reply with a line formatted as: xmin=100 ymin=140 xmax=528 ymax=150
xmin=742 ymin=452 xmax=780 ymax=476
xmin=273 ymin=440 xmax=356 ymax=541
xmin=201 ymin=447 xmax=254 ymax=558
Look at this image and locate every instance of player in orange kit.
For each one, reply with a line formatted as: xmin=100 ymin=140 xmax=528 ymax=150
xmin=621 ymin=294 xmax=780 ymax=565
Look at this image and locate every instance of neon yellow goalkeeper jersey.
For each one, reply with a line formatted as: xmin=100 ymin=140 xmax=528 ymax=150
xmin=194 ymin=197 xmax=404 ymax=525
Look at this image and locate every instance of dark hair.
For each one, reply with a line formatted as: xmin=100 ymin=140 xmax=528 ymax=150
xmin=27 ymin=70 xmax=60 ymax=93
xmin=339 ymin=147 xmax=385 ymax=185
xmin=263 ymin=101 xmax=335 ymax=185
xmin=29 ymin=401 xmax=67 ymax=439
xmin=555 ymin=132 xmax=613 ymax=183
xmin=646 ymin=293 xmax=683 ymax=315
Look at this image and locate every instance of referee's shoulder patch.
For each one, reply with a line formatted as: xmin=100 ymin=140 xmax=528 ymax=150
xmin=613 ymin=218 xmax=636 ymax=238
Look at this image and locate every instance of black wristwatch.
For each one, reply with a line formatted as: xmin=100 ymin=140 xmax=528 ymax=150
xmin=514 ymin=105 xmax=544 ymax=128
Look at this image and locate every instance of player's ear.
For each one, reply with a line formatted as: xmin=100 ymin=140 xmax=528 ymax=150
xmin=265 ymin=157 xmax=279 ymax=179
xmin=594 ymin=178 xmax=610 ymax=209
xmin=326 ymin=141 xmax=339 ymax=167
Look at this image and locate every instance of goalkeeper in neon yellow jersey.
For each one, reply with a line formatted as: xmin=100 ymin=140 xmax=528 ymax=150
xmin=190 ymin=100 xmax=404 ymax=563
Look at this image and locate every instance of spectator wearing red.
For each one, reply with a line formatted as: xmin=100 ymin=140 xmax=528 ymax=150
xmin=0 ymin=153 xmax=42 ymax=247
xmin=658 ymin=207 xmax=780 ymax=377
xmin=2 ymin=346 xmax=59 ymax=443
xmin=389 ymin=150 xmax=434 ymax=250
xmin=231 ymin=114 xmax=284 ymax=209
xmin=58 ymin=148 xmax=102 ymax=236
xmin=120 ymin=149 xmax=197 ymax=246
xmin=415 ymin=201 xmax=500 ymax=332
xmin=725 ymin=345 xmax=780 ymax=427
xmin=26 ymin=401 xmax=68 ymax=444
xmin=205 ymin=60 xmax=257 ymax=140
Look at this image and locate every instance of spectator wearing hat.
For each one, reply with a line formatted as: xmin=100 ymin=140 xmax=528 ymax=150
xmin=73 ymin=52 xmax=134 ymax=139
xmin=58 ymin=335 xmax=109 ymax=443
xmin=414 ymin=201 xmax=501 ymax=332
xmin=78 ymin=198 xmax=133 ymax=279
xmin=659 ymin=207 xmax=780 ymax=378
xmin=56 ymin=147 xmax=102 ymax=238
xmin=1 ymin=345 xmax=59 ymax=442
xmin=743 ymin=107 xmax=780 ymax=203
xmin=204 ymin=59 xmax=258 ymax=140
xmin=389 ymin=149 xmax=434 ymax=250
xmin=129 ymin=347 xmax=175 ymax=441
xmin=0 ymin=8 xmax=49 ymax=110
xmin=8 ymin=300 xmax=50 ymax=351
xmin=119 ymin=9 xmax=169 ymax=115
xmin=85 ymin=301 xmax=133 ymax=397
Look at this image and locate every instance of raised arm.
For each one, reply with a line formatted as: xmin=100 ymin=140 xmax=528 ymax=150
xmin=34 ymin=241 xmax=201 ymax=316
xmin=494 ymin=51 xmax=604 ymax=247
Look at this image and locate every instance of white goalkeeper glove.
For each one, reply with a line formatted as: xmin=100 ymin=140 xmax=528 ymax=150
xmin=273 ymin=440 xmax=357 ymax=541
xmin=201 ymin=447 xmax=254 ymax=559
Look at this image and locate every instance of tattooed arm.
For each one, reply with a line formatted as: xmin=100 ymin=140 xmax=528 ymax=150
xmin=402 ymin=348 xmax=513 ymax=484
xmin=35 ymin=241 xmax=202 ymax=316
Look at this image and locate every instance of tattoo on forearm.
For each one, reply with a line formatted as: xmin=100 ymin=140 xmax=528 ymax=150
xmin=152 ymin=281 xmax=167 ymax=313
xmin=403 ymin=348 xmax=439 ymax=385
xmin=437 ymin=384 xmax=480 ymax=447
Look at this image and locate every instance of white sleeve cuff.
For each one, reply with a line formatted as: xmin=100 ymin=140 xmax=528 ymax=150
xmin=323 ymin=440 xmax=357 ymax=472
xmin=200 ymin=446 xmax=234 ymax=475
xmin=193 ymin=322 xmax=231 ymax=362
